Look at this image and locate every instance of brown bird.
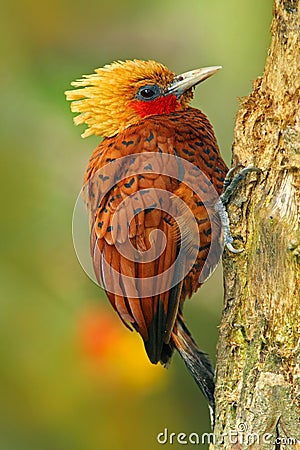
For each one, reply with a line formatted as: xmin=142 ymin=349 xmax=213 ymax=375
xmin=65 ymin=59 xmax=229 ymax=409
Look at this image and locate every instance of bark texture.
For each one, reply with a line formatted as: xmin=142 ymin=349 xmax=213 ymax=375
xmin=212 ymin=1 xmax=300 ymax=448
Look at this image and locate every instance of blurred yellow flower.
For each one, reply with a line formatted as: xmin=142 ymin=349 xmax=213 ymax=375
xmin=76 ymin=304 xmax=166 ymax=391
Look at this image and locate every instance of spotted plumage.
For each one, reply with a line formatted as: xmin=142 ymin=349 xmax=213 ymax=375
xmin=66 ymin=59 xmax=227 ymax=408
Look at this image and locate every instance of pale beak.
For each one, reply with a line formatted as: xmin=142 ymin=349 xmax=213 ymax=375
xmin=166 ymin=66 xmax=222 ymax=98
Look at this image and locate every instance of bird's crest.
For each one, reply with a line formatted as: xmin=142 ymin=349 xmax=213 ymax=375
xmin=65 ymin=59 xmax=176 ymax=138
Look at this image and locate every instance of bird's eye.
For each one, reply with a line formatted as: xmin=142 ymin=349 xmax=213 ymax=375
xmin=137 ymin=84 xmax=161 ymax=101
xmin=141 ymin=88 xmax=155 ymax=98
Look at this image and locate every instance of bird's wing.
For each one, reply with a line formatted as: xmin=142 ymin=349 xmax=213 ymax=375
xmin=83 ymin=121 xmax=185 ymax=364
xmin=170 ymin=108 xmax=228 ymax=297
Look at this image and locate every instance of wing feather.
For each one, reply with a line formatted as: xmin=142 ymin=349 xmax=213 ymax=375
xmin=84 ymin=108 xmax=228 ymax=365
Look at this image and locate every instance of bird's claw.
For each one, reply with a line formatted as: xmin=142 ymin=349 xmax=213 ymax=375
xmin=216 ymin=165 xmax=261 ymax=253
xmin=226 ymin=241 xmax=244 ymax=254
xmin=221 ymin=165 xmax=261 ymax=207
xmin=214 ymin=199 xmax=243 ymax=253
xmin=223 ymin=222 xmax=244 ymax=254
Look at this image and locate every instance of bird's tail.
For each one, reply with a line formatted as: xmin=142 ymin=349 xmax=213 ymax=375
xmin=171 ymin=313 xmax=215 ymax=410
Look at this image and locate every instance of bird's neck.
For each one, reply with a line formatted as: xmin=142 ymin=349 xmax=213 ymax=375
xmin=129 ymin=94 xmax=181 ymax=118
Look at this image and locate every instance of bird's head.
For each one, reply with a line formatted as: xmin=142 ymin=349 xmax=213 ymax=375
xmin=65 ymin=59 xmax=221 ymax=138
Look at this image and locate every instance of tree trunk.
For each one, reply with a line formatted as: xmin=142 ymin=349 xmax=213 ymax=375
xmin=212 ymin=0 xmax=300 ymax=448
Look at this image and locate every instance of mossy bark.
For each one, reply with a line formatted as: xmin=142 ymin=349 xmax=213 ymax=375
xmin=212 ymin=1 xmax=300 ymax=448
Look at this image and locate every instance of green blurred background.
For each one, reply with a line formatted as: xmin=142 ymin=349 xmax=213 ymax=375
xmin=0 ymin=1 xmax=272 ymax=449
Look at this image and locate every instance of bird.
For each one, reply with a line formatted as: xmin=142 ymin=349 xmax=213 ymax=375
xmin=65 ymin=59 xmax=228 ymax=410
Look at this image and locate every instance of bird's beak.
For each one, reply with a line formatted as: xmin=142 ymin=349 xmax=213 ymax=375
xmin=166 ymin=66 xmax=222 ymax=98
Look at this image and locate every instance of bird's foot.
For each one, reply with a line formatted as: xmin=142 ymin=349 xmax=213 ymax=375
xmin=215 ymin=165 xmax=261 ymax=253
xmin=214 ymin=199 xmax=243 ymax=253
xmin=220 ymin=165 xmax=261 ymax=207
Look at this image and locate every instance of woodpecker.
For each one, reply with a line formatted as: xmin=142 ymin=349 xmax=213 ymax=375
xmin=66 ymin=59 xmax=229 ymax=409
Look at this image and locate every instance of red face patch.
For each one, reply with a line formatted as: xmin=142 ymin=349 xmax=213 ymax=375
xmin=130 ymin=94 xmax=180 ymax=118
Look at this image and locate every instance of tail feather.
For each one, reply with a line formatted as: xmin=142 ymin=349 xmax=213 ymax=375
xmin=171 ymin=313 xmax=215 ymax=409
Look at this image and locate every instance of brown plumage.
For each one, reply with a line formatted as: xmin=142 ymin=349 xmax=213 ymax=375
xmin=66 ymin=60 xmax=228 ymax=408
